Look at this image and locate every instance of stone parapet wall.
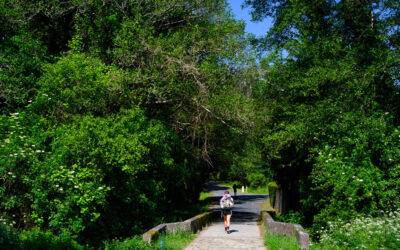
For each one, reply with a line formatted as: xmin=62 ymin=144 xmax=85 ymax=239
xmin=142 ymin=211 xmax=217 ymax=243
xmin=142 ymin=224 xmax=167 ymax=243
xmin=261 ymin=211 xmax=310 ymax=249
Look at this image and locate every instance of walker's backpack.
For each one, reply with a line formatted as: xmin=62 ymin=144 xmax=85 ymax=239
xmin=221 ymin=197 xmax=234 ymax=209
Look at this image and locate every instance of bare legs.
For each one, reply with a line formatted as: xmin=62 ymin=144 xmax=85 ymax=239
xmin=226 ymin=214 xmax=231 ymax=227
xmin=223 ymin=215 xmax=227 ymax=227
xmin=223 ymin=214 xmax=232 ymax=233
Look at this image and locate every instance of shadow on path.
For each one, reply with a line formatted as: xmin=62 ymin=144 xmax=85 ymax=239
xmin=203 ymin=180 xmax=227 ymax=192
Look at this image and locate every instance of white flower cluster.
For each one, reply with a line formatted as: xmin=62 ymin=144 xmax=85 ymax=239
xmin=0 ymin=216 xmax=17 ymax=227
xmin=1 ymin=114 xmax=44 ymax=159
xmin=10 ymin=113 xmax=20 ymax=120
xmin=52 ymin=166 xmax=78 ymax=192
xmin=318 ymin=210 xmax=400 ymax=248
xmin=51 ymin=166 xmax=106 ymax=194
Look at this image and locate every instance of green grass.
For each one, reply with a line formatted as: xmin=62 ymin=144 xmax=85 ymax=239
xmin=153 ymin=230 xmax=195 ymax=250
xmin=264 ymin=233 xmax=300 ymax=250
xmin=247 ymin=185 xmax=269 ymax=194
xmin=199 ymin=191 xmax=214 ymax=201
xmin=104 ymin=230 xmax=195 ymax=250
xmin=104 ymin=236 xmax=150 ymax=249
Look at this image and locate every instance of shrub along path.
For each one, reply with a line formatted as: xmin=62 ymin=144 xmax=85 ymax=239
xmin=185 ymin=180 xmax=268 ymax=250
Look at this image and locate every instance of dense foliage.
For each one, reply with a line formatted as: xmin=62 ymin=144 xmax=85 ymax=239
xmin=1 ymin=0 xmax=255 ymax=246
xmin=245 ymin=0 xmax=400 ymax=237
xmin=0 ymin=225 xmax=83 ymax=250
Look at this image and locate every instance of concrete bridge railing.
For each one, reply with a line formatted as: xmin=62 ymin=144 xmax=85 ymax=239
xmin=142 ymin=211 xmax=217 ymax=244
xmin=261 ymin=211 xmax=310 ymax=249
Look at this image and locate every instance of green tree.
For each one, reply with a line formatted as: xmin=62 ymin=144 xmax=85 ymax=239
xmin=1 ymin=0 xmax=258 ymax=246
xmin=245 ymin=0 xmax=400 ymax=233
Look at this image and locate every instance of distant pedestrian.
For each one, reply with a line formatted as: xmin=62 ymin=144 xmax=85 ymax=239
xmin=220 ymin=190 xmax=234 ymax=234
xmin=233 ymin=184 xmax=237 ymax=197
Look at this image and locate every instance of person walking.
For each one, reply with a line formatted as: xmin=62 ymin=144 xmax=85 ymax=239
xmin=220 ymin=190 xmax=234 ymax=234
xmin=233 ymin=184 xmax=237 ymax=197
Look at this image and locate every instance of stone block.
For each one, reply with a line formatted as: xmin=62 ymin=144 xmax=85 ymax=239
xmin=296 ymin=230 xmax=310 ymax=249
xmin=264 ymin=215 xmax=303 ymax=237
xmin=165 ymin=222 xmax=187 ymax=233
xmin=266 ymin=220 xmax=296 ymax=237
xmin=262 ymin=211 xmax=309 ymax=249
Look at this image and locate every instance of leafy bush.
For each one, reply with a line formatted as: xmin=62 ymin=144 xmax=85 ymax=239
xmin=247 ymin=173 xmax=268 ymax=188
xmin=0 ymin=226 xmax=83 ymax=250
xmin=40 ymin=108 xmax=192 ymax=241
xmin=274 ymin=210 xmax=304 ymax=225
xmin=33 ymin=53 xmax=132 ymax=118
xmin=0 ymin=111 xmax=47 ymax=230
xmin=313 ymin=210 xmax=400 ymax=249
xmin=0 ymin=34 xmax=47 ymax=114
xmin=0 ymin=107 xmax=197 ymax=245
xmin=19 ymin=228 xmax=84 ymax=250
xmin=0 ymin=50 xmax=203 ymax=246
xmin=301 ymin=114 xmax=400 ymax=232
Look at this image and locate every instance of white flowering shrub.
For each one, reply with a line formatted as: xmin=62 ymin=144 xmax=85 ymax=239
xmin=304 ymin=115 xmax=400 ymax=233
xmin=315 ymin=210 xmax=400 ymax=249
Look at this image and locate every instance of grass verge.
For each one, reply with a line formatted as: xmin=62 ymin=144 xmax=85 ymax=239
xmin=104 ymin=230 xmax=195 ymax=250
xmin=153 ymin=230 xmax=195 ymax=250
xmin=247 ymin=186 xmax=269 ymax=194
xmin=199 ymin=191 xmax=214 ymax=202
xmin=264 ymin=233 xmax=300 ymax=250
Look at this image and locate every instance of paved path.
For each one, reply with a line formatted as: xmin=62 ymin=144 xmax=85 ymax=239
xmin=185 ymin=180 xmax=268 ymax=250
